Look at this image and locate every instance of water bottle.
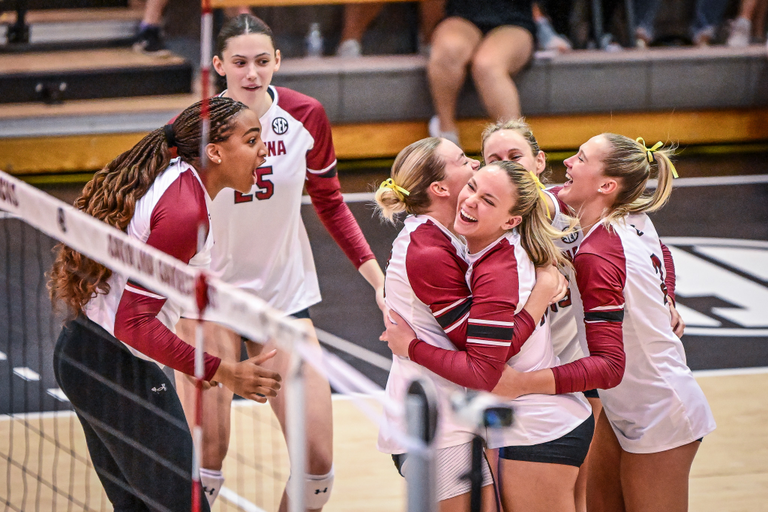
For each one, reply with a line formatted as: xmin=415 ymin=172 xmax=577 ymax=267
xmin=305 ymin=22 xmax=323 ymax=58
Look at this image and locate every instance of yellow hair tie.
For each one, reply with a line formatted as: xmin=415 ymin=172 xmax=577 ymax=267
xmin=379 ymin=178 xmax=410 ymax=201
xmin=529 ymin=171 xmax=551 ymax=220
xmin=636 ymin=137 xmax=678 ymax=178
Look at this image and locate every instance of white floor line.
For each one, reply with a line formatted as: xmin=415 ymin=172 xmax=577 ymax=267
xmin=692 ymin=366 xmax=768 ymax=378
xmin=218 ymin=486 xmax=268 ymax=512
xmin=300 ymin=174 xmax=768 ymax=205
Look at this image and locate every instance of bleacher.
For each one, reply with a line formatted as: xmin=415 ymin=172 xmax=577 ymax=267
xmin=1 ymin=0 xmax=766 ymax=176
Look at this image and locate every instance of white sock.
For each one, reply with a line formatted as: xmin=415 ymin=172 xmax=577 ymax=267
xmin=199 ymin=468 xmax=225 ymax=507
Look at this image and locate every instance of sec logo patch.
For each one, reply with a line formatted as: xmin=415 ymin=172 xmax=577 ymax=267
xmin=272 ymin=117 xmax=289 ymax=135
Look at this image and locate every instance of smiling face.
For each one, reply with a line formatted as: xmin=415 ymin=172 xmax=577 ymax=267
xmin=454 ymin=164 xmax=522 ymax=253
xmin=483 ymin=129 xmax=546 ymax=175
xmin=558 ymin=134 xmax=614 ymax=212
xmin=214 ymin=108 xmax=268 ymax=194
xmin=434 ymin=138 xmax=480 ymax=206
xmin=213 ymin=33 xmax=280 ymax=107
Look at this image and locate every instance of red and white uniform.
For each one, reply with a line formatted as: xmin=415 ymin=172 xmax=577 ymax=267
xmin=545 ymin=187 xmax=584 ymax=364
xmin=554 ymin=214 xmax=715 ymax=453
xmin=408 ymin=230 xmax=591 ymax=449
xmin=84 ymin=159 xmax=221 ymax=381
xmin=378 ymin=215 xmax=476 ymax=454
xmin=208 ymin=86 xmax=374 ymax=314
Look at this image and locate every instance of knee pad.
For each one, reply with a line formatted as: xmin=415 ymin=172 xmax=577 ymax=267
xmin=289 ymin=466 xmax=334 ymax=509
xmin=199 ymin=468 xmax=225 ymax=507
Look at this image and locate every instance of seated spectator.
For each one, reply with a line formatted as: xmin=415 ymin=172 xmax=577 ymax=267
xmin=336 ymin=1 xmax=445 ymax=57
xmin=634 ymin=0 xmax=731 ymax=47
xmin=427 ymin=0 xmax=535 ymax=146
xmin=727 ymin=0 xmax=768 ymax=47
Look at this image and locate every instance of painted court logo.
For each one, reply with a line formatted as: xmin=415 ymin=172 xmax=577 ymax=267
xmin=665 ymin=237 xmax=768 ymax=337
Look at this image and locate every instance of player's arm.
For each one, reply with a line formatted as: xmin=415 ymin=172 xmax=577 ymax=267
xmin=302 ymin=102 xmax=384 ymax=312
xmin=493 ymin=241 xmax=627 ymax=398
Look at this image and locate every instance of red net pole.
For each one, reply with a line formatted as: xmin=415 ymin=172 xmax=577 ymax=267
xmin=193 ymin=3 xmax=213 ymax=511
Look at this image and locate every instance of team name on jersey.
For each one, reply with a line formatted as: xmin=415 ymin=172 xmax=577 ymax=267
xmin=265 ymin=140 xmax=287 ymax=157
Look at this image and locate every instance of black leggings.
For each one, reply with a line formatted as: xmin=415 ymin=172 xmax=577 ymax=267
xmin=53 ymin=317 xmax=210 ymax=512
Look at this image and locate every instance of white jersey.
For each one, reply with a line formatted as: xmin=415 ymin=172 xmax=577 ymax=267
xmin=545 ymin=188 xmax=584 ymax=364
xmin=378 ymin=215 xmax=476 ymax=453
xmin=208 ymin=86 xmax=338 ymax=315
xmin=464 ymin=232 xmax=591 ymax=449
xmin=85 ymin=159 xmax=213 ymax=363
xmin=572 ymin=214 xmax=716 ymax=453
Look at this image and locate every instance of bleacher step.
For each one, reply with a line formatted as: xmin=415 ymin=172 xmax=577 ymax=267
xmin=0 ymin=48 xmax=192 ymax=103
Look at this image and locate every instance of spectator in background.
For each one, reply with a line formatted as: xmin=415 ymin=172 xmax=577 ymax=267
xmin=427 ymin=0 xmax=535 ymax=146
xmin=534 ymin=2 xmax=573 ymax=52
xmin=727 ymin=0 xmax=768 ymax=46
xmin=634 ymin=0 xmax=731 ymax=47
xmin=133 ymin=0 xmax=169 ymax=55
xmin=336 ymin=1 xmax=445 ymax=57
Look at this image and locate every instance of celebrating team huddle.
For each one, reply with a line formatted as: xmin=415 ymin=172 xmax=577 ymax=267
xmin=46 ymin=11 xmax=714 ymax=512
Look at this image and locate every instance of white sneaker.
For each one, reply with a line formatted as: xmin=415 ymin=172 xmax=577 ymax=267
xmin=727 ymin=17 xmax=751 ymax=47
xmin=336 ymin=39 xmax=362 ymax=57
xmin=428 ymin=116 xmax=460 ymax=146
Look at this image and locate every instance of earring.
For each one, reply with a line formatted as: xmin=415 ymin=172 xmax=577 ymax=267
xmin=217 ymin=158 xmax=222 ymax=164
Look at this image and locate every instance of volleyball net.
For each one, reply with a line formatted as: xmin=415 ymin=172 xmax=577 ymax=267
xmin=0 ymin=170 xmax=443 ymax=512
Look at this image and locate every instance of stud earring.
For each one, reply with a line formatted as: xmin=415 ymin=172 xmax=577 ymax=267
xmin=217 ymin=158 xmax=222 ymax=164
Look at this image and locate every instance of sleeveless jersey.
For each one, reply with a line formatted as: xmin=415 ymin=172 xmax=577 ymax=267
xmin=378 ymin=215 xmax=476 ymax=454
xmin=569 ymin=214 xmax=716 ymax=453
xmin=207 ymin=86 xmax=374 ymax=315
xmin=84 ymin=159 xmax=220 ymax=380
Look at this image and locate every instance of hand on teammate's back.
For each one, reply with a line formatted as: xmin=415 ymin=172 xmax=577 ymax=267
xmin=212 ymin=349 xmax=282 ymax=402
xmin=535 ymin=264 xmax=568 ymax=305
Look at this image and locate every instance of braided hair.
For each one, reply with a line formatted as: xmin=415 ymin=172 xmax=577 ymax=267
xmin=49 ymin=97 xmax=248 ymax=314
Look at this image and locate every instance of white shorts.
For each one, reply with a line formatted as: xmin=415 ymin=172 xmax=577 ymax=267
xmin=397 ymin=442 xmax=494 ymax=502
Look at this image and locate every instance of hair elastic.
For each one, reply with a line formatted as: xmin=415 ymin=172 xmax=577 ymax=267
xmin=528 ymin=171 xmax=551 ymax=220
xmin=379 ymin=178 xmax=410 ymax=201
xmin=636 ymin=137 xmax=678 ymax=178
xmin=163 ymin=124 xmax=177 ymax=149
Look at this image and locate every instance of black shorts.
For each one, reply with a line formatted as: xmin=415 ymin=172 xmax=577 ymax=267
xmin=447 ymin=0 xmax=536 ymax=37
xmin=291 ymin=308 xmax=311 ymax=320
xmin=583 ymin=388 xmax=600 ymax=399
xmin=498 ymin=414 xmax=595 ymax=467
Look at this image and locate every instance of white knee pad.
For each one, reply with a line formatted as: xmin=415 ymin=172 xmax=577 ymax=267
xmin=199 ymin=468 xmax=225 ymax=507
xmin=289 ymin=466 xmax=334 ymax=509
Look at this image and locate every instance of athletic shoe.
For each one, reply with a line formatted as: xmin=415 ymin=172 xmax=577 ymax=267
xmin=336 ymin=39 xmax=361 ymax=58
xmin=727 ymin=17 xmax=751 ymax=47
xmin=692 ymin=26 xmax=715 ymax=47
xmin=133 ymin=25 xmax=170 ymax=56
xmin=428 ymin=116 xmax=460 ymax=146
xmin=635 ymin=26 xmax=653 ymax=48
xmin=536 ymin=18 xmax=572 ymax=52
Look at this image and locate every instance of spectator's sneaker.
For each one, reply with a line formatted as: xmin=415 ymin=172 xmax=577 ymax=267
xmin=727 ymin=17 xmax=751 ymax=47
xmin=692 ymin=26 xmax=715 ymax=47
xmin=635 ymin=26 xmax=653 ymax=48
xmin=536 ymin=18 xmax=572 ymax=52
xmin=336 ymin=39 xmax=361 ymax=58
xmin=428 ymin=116 xmax=460 ymax=147
xmin=133 ymin=25 xmax=170 ymax=56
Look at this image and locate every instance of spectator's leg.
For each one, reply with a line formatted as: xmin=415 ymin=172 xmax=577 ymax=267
xmin=419 ymin=0 xmax=446 ymax=44
xmin=428 ymin=17 xmax=483 ymax=136
xmin=633 ymin=0 xmax=661 ymax=45
xmin=694 ymin=0 xmax=731 ymax=45
xmin=134 ymin=0 xmax=169 ymax=55
xmin=470 ymin=25 xmax=534 ymax=122
xmin=337 ymin=3 xmax=385 ymax=56
xmin=754 ymin=0 xmax=768 ymax=39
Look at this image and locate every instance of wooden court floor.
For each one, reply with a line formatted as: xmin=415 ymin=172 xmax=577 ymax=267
xmin=1 ymin=370 xmax=766 ymax=512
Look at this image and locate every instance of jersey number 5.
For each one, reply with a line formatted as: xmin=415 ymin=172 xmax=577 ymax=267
xmin=234 ymin=166 xmax=274 ymax=203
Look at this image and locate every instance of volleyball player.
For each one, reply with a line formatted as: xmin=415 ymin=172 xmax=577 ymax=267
xmin=493 ymin=134 xmax=716 ymax=511
xmin=381 ymin=158 xmax=593 ymax=512
xmin=48 ymin=97 xmax=282 ymax=512
xmin=172 ymin=14 xmax=386 ymax=511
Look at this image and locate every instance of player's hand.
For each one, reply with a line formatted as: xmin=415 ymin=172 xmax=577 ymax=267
xmin=535 ymin=264 xmax=568 ymax=304
xmin=183 ymin=372 xmax=216 ymax=390
xmin=214 ymin=349 xmax=282 ymax=403
xmin=668 ymin=301 xmax=685 ymax=337
xmin=380 ymin=310 xmax=415 ymax=358
xmin=491 ymin=366 xmax=524 ymax=400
